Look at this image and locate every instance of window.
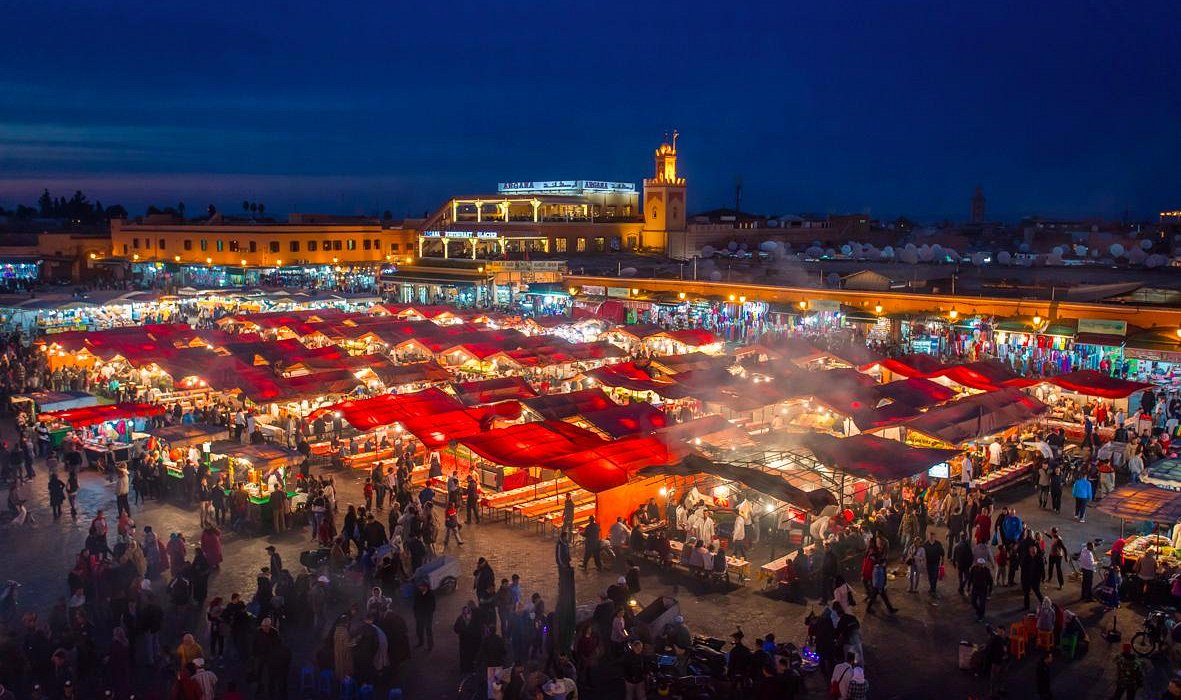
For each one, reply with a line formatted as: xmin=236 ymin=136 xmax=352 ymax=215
xmin=390 ymin=243 xmax=400 ymax=253
xmin=347 ymin=239 xmax=357 ymax=251
xmin=269 ymin=241 xmax=280 ymax=253
xmin=576 ymin=237 xmax=586 ymax=252
xmin=626 ymin=236 xmax=637 ymax=250
xmin=216 ymin=240 xmax=224 ymax=252
xmin=554 ymin=238 xmax=567 ymax=253
xmin=322 ymin=240 xmax=332 ymax=251
xmin=362 ymin=239 xmax=372 ymax=250
xmin=373 ymin=239 xmax=381 ymax=250
xmin=333 ymin=240 xmax=342 ymax=251
xmin=651 ymin=207 xmax=657 ymax=219
xmin=248 ymin=241 xmax=257 ymax=253
xmin=158 ymin=239 xmax=166 ymax=250
xmin=199 ymin=239 xmax=208 ymax=251
xmin=183 ymin=240 xmax=193 ymax=251
xmin=289 ymin=241 xmax=300 ymax=253
xmin=229 ymin=240 xmax=240 ymax=253
xmin=132 ymin=238 xmax=140 ymax=249
xmin=308 ymin=241 xmax=318 ymax=252
xmin=594 ymin=237 xmax=606 ymax=252
xmin=122 ymin=244 xmax=128 ymax=255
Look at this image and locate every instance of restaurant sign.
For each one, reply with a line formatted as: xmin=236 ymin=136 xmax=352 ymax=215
xmin=606 ymin=287 xmax=631 ymax=298
xmin=1077 ymin=318 xmax=1127 ymax=336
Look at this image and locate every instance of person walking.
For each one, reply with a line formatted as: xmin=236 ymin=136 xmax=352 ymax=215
xmin=1072 ymin=474 xmax=1093 ymax=523
xmin=115 ymin=464 xmax=131 ymax=517
xmin=581 ymin=517 xmax=603 ymax=571
xmin=985 ymin=625 xmax=1010 ymax=699
xmin=968 ymin=557 xmax=994 ymax=622
xmin=952 ymin=533 xmax=973 ymax=595
xmin=1047 ymin=532 xmax=1067 ymax=589
xmin=48 ymin=472 xmax=65 ymax=521
xmin=864 ymin=556 xmax=898 ymax=614
xmin=1079 ymin=541 xmax=1097 ymax=601
xmin=560 ymin=493 xmax=575 ymax=538
xmin=921 ymin=531 xmax=945 ymax=597
xmin=1021 ymin=543 xmax=1046 ymax=611
xmin=412 ymin=580 xmax=436 ymax=651
xmin=465 ymin=473 xmax=480 ymax=525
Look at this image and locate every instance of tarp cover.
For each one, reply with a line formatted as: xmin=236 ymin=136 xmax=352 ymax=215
xmin=309 ymin=388 xmax=463 ymax=429
xmin=1047 ymin=370 xmax=1152 ymax=399
xmin=587 ymin=362 xmax=693 ymax=399
xmin=457 ymin=421 xmax=606 ymax=469
xmin=638 ymin=454 xmax=837 ymax=514
xmin=39 ymin=402 xmax=165 ymax=427
xmin=548 ymin=434 xmax=689 ymax=492
xmin=938 ymin=360 xmax=1039 ymax=391
xmin=800 ymin=433 xmax=962 ymax=483
xmin=521 ymin=389 xmax=617 ymax=421
xmin=878 ymin=354 xmax=951 ymax=379
xmin=451 ymin=376 xmax=538 ymax=405
xmin=1095 ymin=483 xmax=1181 ymax=523
xmin=580 ymin=402 xmax=671 ymax=438
xmin=898 ymin=388 xmax=1048 ymax=445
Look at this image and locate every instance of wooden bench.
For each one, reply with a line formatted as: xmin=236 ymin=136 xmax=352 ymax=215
xmin=667 ymin=540 xmax=751 ymax=585
xmin=759 ymin=543 xmax=817 ymax=590
xmin=543 ymin=504 xmax=597 ymax=535
xmin=515 ymin=490 xmax=594 ymax=525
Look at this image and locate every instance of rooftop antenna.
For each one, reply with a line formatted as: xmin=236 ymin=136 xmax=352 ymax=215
xmin=672 ymin=129 xmax=679 ymax=150
xmin=735 ymin=176 xmax=743 ymax=213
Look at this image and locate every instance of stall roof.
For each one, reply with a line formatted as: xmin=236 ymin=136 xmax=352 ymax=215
xmin=368 ymin=361 xmax=453 ymax=387
xmin=547 ymin=434 xmax=689 ymax=492
xmin=874 ymin=377 xmax=957 ymax=409
xmin=586 ymin=362 xmax=693 ymax=399
xmin=521 ymin=388 xmax=617 ymax=420
xmin=1095 ymin=483 xmax=1181 ymax=523
xmin=208 ymin=441 xmax=301 ymax=467
xmin=451 ymin=376 xmax=538 ymax=405
xmin=638 ymin=454 xmax=837 ymax=514
xmin=151 ymin=423 xmax=226 ymax=447
xmin=938 ymin=360 xmax=1038 ymax=391
xmin=310 ymin=388 xmax=463 ymax=429
xmin=651 ymin=329 xmax=720 ymax=348
xmin=645 ymin=352 xmax=730 ymax=376
xmin=580 ymin=402 xmax=671 ymax=438
xmin=39 ymin=402 xmax=165 ymax=427
xmin=457 ymin=420 xmax=606 ymax=470
xmin=800 ymin=433 xmax=962 ymax=483
xmin=898 ymin=388 xmax=1048 ymax=445
xmin=603 ymin=323 xmax=666 ymax=341
xmin=1046 ymin=370 xmax=1152 ymax=399
xmin=878 ymin=354 xmax=951 ymax=379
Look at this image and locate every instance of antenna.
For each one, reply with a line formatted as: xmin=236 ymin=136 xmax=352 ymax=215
xmin=672 ymin=129 xmax=679 ymax=150
xmin=735 ymin=176 xmax=743 ymax=213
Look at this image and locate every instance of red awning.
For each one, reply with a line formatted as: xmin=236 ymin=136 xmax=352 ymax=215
xmin=39 ymin=402 xmax=165 ymax=427
xmin=521 ymin=389 xmax=617 ymax=420
xmin=545 ymin=434 xmax=688 ymax=492
xmin=451 ymin=376 xmax=537 ymax=405
xmin=1047 ymin=370 xmax=1152 ymax=399
xmin=580 ymin=403 xmax=671 ymax=438
xmin=457 ymin=421 xmax=606 ymax=469
xmin=879 ymin=354 xmax=951 ymax=378
xmin=310 ymin=388 xmax=464 ymax=430
xmin=938 ymin=360 xmax=1038 ymax=391
xmin=874 ymin=377 xmax=957 ymax=409
xmin=587 ymin=362 xmax=693 ymax=399
xmin=653 ymin=329 xmax=720 ymax=347
xmin=800 ymin=433 xmax=962 ymax=483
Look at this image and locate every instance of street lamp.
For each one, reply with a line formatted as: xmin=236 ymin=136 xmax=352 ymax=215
xmin=205 ymin=257 xmax=212 ymax=265
xmin=948 ymin=309 xmax=958 ymax=320
xmin=173 ymin=255 xmax=180 ymax=263
xmin=874 ymin=304 xmax=883 ymax=314
xmin=1032 ymin=315 xmax=1043 ymax=327
xmin=798 ymin=301 xmax=808 ymax=310
xmin=132 ymin=254 xmax=140 ymax=261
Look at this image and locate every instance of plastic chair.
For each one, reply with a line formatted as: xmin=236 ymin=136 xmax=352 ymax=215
xmin=359 ymin=684 xmax=374 ymax=700
xmin=1023 ymin=613 xmax=1038 ymax=640
xmin=1058 ymin=633 xmax=1078 ymax=659
xmin=1037 ymin=630 xmax=1054 ymax=651
xmin=1008 ymin=623 xmax=1024 ymax=641
xmin=1010 ymin=634 xmax=1027 ymax=660
xmin=300 ymin=665 xmax=316 ymax=694
xmin=340 ymin=676 xmax=357 ymax=700
xmin=387 ymin=690 xmax=403 ymax=700
xmin=318 ymin=670 xmax=335 ymax=698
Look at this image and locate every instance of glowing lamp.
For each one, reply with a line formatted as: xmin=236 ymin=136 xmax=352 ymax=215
xmin=631 ymin=288 xmax=639 ymax=296
xmin=173 ymin=255 xmax=180 ymax=262
xmin=89 ymin=253 xmax=96 ymax=260
xmin=678 ymin=292 xmax=686 ymax=300
xmin=132 ymin=254 xmax=140 ymax=261
xmin=1032 ymin=315 xmax=1042 ymax=326
xmin=240 ymin=259 xmax=247 ymax=266
xmin=948 ymin=309 xmax=958 ymax=320
xmin=765 ymin=502 xmax=775 ymax=513
xmin=276 ymin=259 xmax=283 ymax=267
xmin=569 ymin=287 xmax=578 ymax=296
xmin=729 ymin=294 xmax=736 ymax=302
xmin=798 ymin=301 xmax=808 ymax=310
xmin=658 ymin=486 xmax=668 ymax=497
xmin=874 ymin=304 xmax=883 ymax=314
xmin=738 ymin=295 xmax=746 ymax=304
xmin=713 ymin=485 xmax=729 ymax=498
xmin=205 ymin=257 xmax=212 ymax=264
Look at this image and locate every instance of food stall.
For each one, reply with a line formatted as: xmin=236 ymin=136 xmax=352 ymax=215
xmin=206 ymin=442 xmax=306 ymax=527
xmin=11 ymin=391 xmax=99 ymax=429
xmin=38 ymin=403 xmax=166 ymax=466
xmin=1029 ymin=370 xmax=1152 ymax=441
xmin=1094 ymin=482 xmax=1181 ymax=604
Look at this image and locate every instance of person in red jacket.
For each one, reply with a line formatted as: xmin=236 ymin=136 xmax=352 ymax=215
xmin=973 ymin=506 xmax=993 ymax=545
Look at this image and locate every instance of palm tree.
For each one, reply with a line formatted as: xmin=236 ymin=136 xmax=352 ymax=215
xmin=177 ymin=202 xmax=186 ymax=219
xmin=250 ymin=202 xmax=258 ymax=217
xmin=258 ymin=203 xmax=266 ymax=217
xmin=242 ymin=200 xmax=250 ymax=216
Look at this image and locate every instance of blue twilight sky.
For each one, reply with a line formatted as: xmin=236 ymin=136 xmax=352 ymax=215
xmin=1 ymin=1 xmax=1179 ymax=222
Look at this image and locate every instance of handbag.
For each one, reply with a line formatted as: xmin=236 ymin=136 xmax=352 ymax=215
xmin=938 ymin=564 xmax=946 ymax=580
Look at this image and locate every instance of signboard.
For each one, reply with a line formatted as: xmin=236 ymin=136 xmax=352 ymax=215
xmin=905 ymin=429 xmax=952 ymax=449
xmin=497 ymin=180 xmax=636 ymax=195
xmin=444 ymin=231 xmax=472 ymax=238
xmin=421 ymin=231 xmax=442 ymax=238
xmin=581 ymin=285 xmax=606 ymax=296
xmin=422 ymin=230 xmax=499 ymax=239
xmin=606 ymin=287 xmax=631 ymax=298
xmin=927 ymin=462 xmax=950 ymax=479
xmin=809 ymin=299 xmax=841 ymax=313
xmin=1078 ymin=318 xmax=1127 ymax=336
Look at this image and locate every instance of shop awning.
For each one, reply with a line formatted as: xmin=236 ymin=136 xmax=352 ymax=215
xmin=874 ymin=378 xmax=957 ymax=409
xmin=549 ymin=435 xmax=689 ymax=492
xmin=451 ymin=376 xmax=537 ymax=405
xmin=878 ymin=353 xmax=951 ymax=378
xmin=521 ymin=388 xmax=617 ymax=420
xmin=1095 ymin=483 xmax=1181 ymax=523
xmin=310 ymin=388 xmax=464 ymax=429
xmin=369 ymin=361 xmax=453 ymax=387
xmin=39 ymin=402 xmax=165 ymax=427
xmin=587 ymin=362 xmax=693 ymax=399
xmin=208 ymin=441 xmax=301 ymax=468
xmin=1047 ymin=370 xmax=1152 ymax=399
xmin=638 ymin=454 xmax=837 ymax=514
xmin=650 ymin=329 xmax=720 ymax=348
xmin=899 ymin=388 xmax=1048 ymax=445
xmin=939 ymin=360 xmax=1039 ymax=391
xmin=580 ymin=403 xmax=671 ymax=438
xmin=457 ymin=420 xmax=606 ymax=469
xmin=1074 ymin=333 xmax=1127 ymax=347
xmin=799 ymin=433 xmax=962 ymax=484
xmin=151 ymin=424 xmax=226 ymax=449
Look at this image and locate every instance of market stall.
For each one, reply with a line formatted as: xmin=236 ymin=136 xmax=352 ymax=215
xmin=1095 ymin=483 xmax=1181 ymax=603
xmin=38 ymin=403 xmax=166 ymax=466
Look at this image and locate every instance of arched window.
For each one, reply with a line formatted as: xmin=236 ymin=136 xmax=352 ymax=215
xmin=651 ymin=207 xmax=658 ymax=219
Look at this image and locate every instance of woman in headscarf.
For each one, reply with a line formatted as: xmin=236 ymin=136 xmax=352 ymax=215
xmin=166 ymin=533 xmax=187 ymax=578
xmin=199 ymin=524 xmax=223 ymax=568
xmin=143 ymin=526 xmax=161 ymax=579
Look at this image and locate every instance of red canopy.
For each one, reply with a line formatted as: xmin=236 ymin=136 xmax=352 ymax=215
xmin=654 ymin=329 xmax=720 ymax=347
xmin=457 ymin=421 xmax=606 ymax=469
xmin=521 ymin=389 xmax=617 ymax=420
xmin=878 ymin=354 xmax=950 ymax=378
xmin=587 ymin=362 xmax=693 ymax=399
xmin=40 ymin=402 xmax=165 ymax=427
xmin=310 ymin=388 xmax=463 ymax=430
xmin=545 ymin=434 xmax=688 ymax=492
xmin=451 ymin=376 xmax=537 ymax=405
xmin=939 ymin=360 xmax=1038 ymax=391
xmin=580 ymin=403 xmax=671 ymax=438
xmin=874 ymin=377 xmax=957 ymax=409
xmin=1047 ymin=370 xmax=1152 ymax=399
xmin=801 ymin=433 xmax=961 ymax=483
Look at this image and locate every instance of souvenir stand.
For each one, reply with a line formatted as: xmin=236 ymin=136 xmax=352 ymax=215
xmin=12 ymin=391 xmax=99 ymax=438
xmin=150 ymin=424 xmax=228 ymax=471
xmin=1028 ymin=370 xmax=1152 ymax=442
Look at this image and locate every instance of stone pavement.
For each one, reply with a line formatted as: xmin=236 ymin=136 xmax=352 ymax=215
xmin=3 ymin=454 xmax=1179 ymax=699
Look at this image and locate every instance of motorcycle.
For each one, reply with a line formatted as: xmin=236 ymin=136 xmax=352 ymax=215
xmin=1130 ymin=607 xmax=1177 ymax=657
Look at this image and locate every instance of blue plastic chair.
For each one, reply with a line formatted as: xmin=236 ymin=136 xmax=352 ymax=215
xmin=299 ymin=664 xmax=316 ymax=694
xmin=317 ymin=669 xmax=335 ymax=698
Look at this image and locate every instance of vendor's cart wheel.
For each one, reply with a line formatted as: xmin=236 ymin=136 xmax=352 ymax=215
xmin=1130 ymin=631 xmax=1157 ymax=657
xmin=440 ymin=575 xmax=458 ymax=593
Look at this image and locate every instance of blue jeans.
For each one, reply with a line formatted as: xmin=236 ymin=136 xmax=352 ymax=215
xmin=1075 ymin=498 xmax=1088 ymax=519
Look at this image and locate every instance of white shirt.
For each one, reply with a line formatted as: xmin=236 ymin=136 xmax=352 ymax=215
xmin=609 ymin=521 xmax=631 ymax=547
xmin=1128 ymin=454 xmax=1145 ymax=476
xmin=831 ymin=662 xmax=854 ymax=699
xmin=988 ymin=442 xmax=1002 ymax=466
xmin=732 ymin=514 xmax=746 ymax=543
xmin=1079 ymin=548 xmax=1096 ymax=571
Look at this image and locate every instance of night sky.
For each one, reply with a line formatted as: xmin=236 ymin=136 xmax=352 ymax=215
xmin=2 ymin=1 xmax=1179 ymax=222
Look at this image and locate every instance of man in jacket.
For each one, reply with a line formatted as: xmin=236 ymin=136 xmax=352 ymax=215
xmin=968 ymin=557 xmax=994 ymax=622
xmin=412 ymin=581 xmax=436 ymax=650
xmin=920 ymin=531 xmax=945 ymax=597
xmin=952 ymin=533 xmax=973 ymax=596
xmin=581 ymin=517 xmax=603 ymax=571
xmin=1020 ymin=544 xmax=1046 ymax=611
